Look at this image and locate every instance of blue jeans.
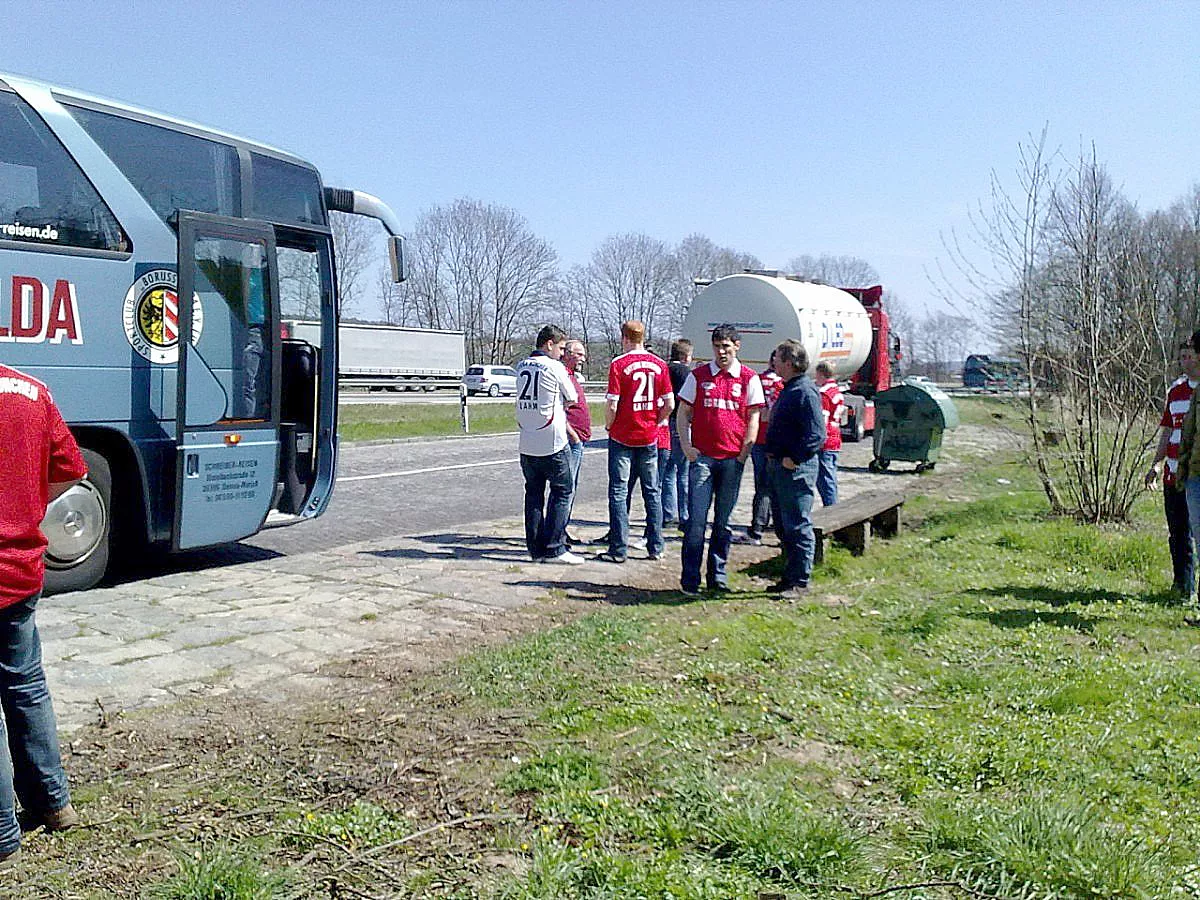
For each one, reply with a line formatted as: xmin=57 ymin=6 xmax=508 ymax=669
xmin=769 ymin=457 xmax=819 ymax=588
xmin=566 ymin=441 xmax=585 ymax=525
xmin=682 ymin=455 xmax=745 ymax=591
xmin=1185 ymin=477 xmax=1200 ymax=603
xmin=1167 ymin=485 xmax=1194 ymax=598
xmin=0 ymin=594 xmax=70 ymax=854
xmin=817 ymin=450 xmax=839 ymax=506
xmin=666 ymin=431 xmax=690 ymax=529
xmin=521 ymin=448 xmax=574 ymax=560
xmin=608 ymin=440 xmax=664 ymax=558
xmin=749 ymin=444 xmax=771 ymax=537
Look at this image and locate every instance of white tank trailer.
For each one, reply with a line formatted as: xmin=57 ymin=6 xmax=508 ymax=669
xmin=682 ymin=273 xmax=891 ymax=440
xmin=682 ymin=274 xmax=872 ymax=373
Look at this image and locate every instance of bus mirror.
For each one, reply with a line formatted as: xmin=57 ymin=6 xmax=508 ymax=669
xmin=388 ymin=235 xmax=407 ymax=283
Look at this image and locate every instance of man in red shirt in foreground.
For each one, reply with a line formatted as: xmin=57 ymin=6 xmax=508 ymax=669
xmin=0 ymin=363 xmax=87 ymax=862
xmin=677 ymin=324 xmax=765 ymax=594
xmin=1147 ymin=336 xmax=1200 ymax=601
xmin=598 ymin=321 xmax=673 ymax=563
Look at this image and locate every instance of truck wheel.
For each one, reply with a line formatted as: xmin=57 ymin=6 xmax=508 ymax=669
xmin=488 ymin=384 xmax=500 ymax=397
xmin=42 ymin=448 xmax=111 ymax=595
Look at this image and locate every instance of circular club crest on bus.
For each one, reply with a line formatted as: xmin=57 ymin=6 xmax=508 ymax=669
xmin=122 ymin=270 xmax=203 ymax=364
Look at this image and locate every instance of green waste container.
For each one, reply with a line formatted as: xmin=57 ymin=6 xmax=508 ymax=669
xmin=869 ymin=377 xmax=959 ymax=473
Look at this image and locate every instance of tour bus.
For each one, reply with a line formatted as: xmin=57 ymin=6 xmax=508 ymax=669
xmin=0 ymin=72 xmax=406 ymax=592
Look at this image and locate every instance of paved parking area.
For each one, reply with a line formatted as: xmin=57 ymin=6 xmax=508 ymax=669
xmin=44 ymin=439 xmax=897 ymax=735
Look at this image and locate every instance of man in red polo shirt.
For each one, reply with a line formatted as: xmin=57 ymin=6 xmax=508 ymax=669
xmin=598 ymin=321 xmax=673 ymax=563
xmin=1147 ymin=335 xmax=1200 ymax=601
xmin=0 ymin=363 xmax=87 ymax=862
xmin=677 ymin=324 xmax=765 ymax=594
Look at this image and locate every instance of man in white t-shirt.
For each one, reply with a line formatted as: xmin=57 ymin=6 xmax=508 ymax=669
xmin=515 ymin=325 xmax=584 ymax=565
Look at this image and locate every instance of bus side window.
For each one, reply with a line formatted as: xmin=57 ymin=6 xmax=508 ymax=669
xmin=0 ymin=90 xmax=128 ymax=252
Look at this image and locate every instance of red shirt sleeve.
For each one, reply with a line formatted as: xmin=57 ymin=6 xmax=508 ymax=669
xmin=606 ymin=360 xmax=621 ymax=400
xmin=46 ymin=401 xmax=87 ymax=484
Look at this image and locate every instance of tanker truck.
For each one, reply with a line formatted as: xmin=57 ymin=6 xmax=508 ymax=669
xmin=681 ymin=273 xmax=899 ymax=441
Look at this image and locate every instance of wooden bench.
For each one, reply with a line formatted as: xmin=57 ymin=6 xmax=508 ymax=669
xmin=811 ymin=488 xmax=905 ymax=565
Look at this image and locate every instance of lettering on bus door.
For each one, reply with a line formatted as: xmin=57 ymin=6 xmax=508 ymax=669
xmin=174 ymin=212 xmax=281 ymax=550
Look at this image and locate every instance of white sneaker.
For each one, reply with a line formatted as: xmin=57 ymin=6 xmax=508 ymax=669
xmin=628 ymin=537 xmax=648 ymax=551
xmin=544 ymin=550 xmax=585 ymax=566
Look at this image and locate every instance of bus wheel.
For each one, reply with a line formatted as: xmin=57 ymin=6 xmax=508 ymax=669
xmin=42 ymin=449 xmax=111 ymax=595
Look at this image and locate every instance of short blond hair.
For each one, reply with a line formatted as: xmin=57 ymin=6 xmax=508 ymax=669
xmin=621 ymin=320 xmax=645 ymax=344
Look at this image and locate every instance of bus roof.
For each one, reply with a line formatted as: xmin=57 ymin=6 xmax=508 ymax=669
xmin=1 ymin=70 xmax=315 ymax=171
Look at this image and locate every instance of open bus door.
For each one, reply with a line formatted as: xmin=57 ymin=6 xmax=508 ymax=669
xmin=173 ymin=212 xmax=281 ymax=550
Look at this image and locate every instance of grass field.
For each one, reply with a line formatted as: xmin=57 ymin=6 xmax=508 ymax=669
xmin=28 ymin=398 xmax=1200 ymax=898
xmin=338 ymin=400 xmax=609 ymax=442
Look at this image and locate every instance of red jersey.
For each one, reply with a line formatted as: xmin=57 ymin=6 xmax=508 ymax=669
xmin=566 ymin=368 xmax=592 ymax=442
xmin=657 ymin=423 xmax=670 ymax=450
xmin=819 ymin=379 xmax=846 ymax=452
xmin=1161 ymin=376 xmax=1195 ymax=486
xmin=606 ymin=351 xmax=672 ymax=447
xmin=754 ymin=370 xmax=784 ymax=446
xmin=679 ymin=360 xmax=765 ymax=459
xmin=0 ymin=365 xmax=88 ymax=606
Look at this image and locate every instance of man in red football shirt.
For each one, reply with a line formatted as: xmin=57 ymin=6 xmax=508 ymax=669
xmin=814 ymin=361 xmax=847 ymax=506
xmin=0 ymin=363 xmax=87 ymax=862
xmin=598 ymin=321 xmax=673 ymax=563
xmin=677 ymin=324 xmax=765 ymax=594
xmin=1147 ymin=336 xmax=1200 ymax=600
xmin=733 ymin=350 xmax=783 ymax=545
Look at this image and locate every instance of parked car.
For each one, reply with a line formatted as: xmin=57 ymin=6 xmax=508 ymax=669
xmin=464 ymin=365 xmax=518 ymax=397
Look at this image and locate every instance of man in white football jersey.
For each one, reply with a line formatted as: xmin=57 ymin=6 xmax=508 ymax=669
xmin=515 ymin=325 xmax=584 ymax=565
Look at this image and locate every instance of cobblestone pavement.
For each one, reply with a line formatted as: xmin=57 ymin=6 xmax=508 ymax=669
xmin=42 ymin=432 xmax=968 ymax=736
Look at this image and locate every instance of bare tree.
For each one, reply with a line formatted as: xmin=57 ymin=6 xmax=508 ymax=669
xmin=976 ymin=132 xmax=1169 ymax=521
xmin=786 ymin=253 xmax=880 ymax=286
xmin=668 ymin=233 xmax=761 ymax=337
xmin=585 ymin=233 xmax=676 ymax=357
xmin=400 ymin=198 xmax=557 ymax=364
xmin=330 ymin=211 xmax=377 ymax=317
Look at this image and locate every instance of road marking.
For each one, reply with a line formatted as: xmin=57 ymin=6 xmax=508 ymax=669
xmin=340 ymin=448 xmax=605 ymax=483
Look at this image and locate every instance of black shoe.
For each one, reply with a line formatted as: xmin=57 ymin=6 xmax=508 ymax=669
xmin=594 ymin=551 xmax=627 ymax=564
xmin=648 ymin=551 xmax=663 ymax=561
xmin=680 ymin=585 xmax=701 ymax=597
xmin=730 ymin=531 xmax=762 ymax=546
xmin=778 ymin=585 xmax=810 ymax=601
xmin=706 ymin=583 xmax=731 ymax=594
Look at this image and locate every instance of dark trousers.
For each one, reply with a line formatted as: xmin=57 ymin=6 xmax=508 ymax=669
xmin=521 ymin=448 xmax=574 ymax=560
xmin=1166 ymin=486 xmax=1194 ymax=597
xmin=748 ymin=444 xmax=771 ymax=537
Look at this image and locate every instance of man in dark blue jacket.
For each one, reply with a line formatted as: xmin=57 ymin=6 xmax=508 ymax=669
xmin=765 ymin=339 xmax=825 ymax=598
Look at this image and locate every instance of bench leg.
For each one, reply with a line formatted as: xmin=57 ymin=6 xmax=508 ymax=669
xmin=873 ymin=505 xmax=901 ymax=538
xmin=835 ymin=521 xmax=870 ymax=556
xmin=812 ymin=528 xmax=826 ymax=566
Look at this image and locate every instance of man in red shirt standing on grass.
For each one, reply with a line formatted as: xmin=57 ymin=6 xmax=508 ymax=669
xmin=0 ymin=363 xmax=87 ymax=863
xmin=1147 ymin=335 xmax=1200 ymax=601
xmin=597 ymin=321 xmax=673 ymax=564
xmin=677 ymin=324 xmax=765 ymax=595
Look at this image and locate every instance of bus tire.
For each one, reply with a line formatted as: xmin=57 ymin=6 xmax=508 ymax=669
xmin=42 ymin=448 xmax=112 ymax=595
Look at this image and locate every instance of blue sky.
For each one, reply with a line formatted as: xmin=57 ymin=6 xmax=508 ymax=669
xmin=3 ymin=0 xmax=1198 ymax=323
